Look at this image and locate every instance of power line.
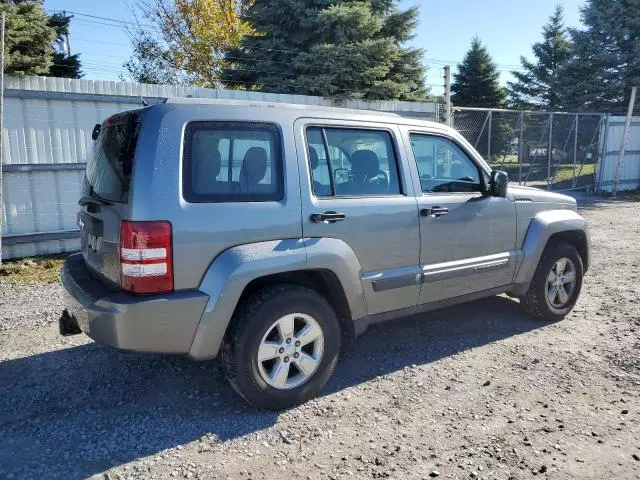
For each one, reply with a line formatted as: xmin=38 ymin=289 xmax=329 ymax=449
xmin=46 ymin=61 xmax=444 ymax=98
xmin=51 ymin=10 xmax=155 ymax=29
xmin=74 ymin=37 xmax=130 ymax=47
xmin=76 ymin=60 xmax=445 ymax=89
xmin=75 ymin=51 xmax=458 ymax=82
xmin=57 ymin=9 xmax=528 ymax=72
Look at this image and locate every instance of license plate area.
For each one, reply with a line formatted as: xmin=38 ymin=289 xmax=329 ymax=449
xmin=79 ymin=211 xmax=105 ymax=267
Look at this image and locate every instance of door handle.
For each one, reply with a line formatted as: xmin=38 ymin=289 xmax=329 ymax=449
xmin=311 ymin=211 xmax=346 ymax=223
xmin=421 ymin=206 xmax=449 ymax=217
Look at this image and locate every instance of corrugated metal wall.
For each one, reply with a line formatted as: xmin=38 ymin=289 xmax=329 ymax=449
xmin=596 ymin=115 xmax=640 ymax=192
xmin=1 ymin=75 xmax=438 ymax=260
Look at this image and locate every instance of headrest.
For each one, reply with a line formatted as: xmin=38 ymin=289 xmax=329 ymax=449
xmin=193 ymin=135 xmax=221 ymax=178
xmin=350 ymin=149 xmax=379 ymax=180
xmin=240 ymin=147 xmax=268 ymax=184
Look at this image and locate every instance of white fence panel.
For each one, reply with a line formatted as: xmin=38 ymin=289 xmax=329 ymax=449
xmin=596 ymin=116 xmax=640 ymax=192
xmin=1 ymin=75 xmax=438 ymax=260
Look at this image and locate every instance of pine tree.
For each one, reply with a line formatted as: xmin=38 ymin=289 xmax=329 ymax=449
xmin=222 ymin=0 xmax=428 ymax=100
xmin=564 ymin=0 xmax=640 ymax=111
xmin=47 ymin=13 xmax=83 ymax=79
xmin=508 ymin=5 xmax=572 ymax=110
xmin=452 ymin=38 xmax=510 ymax=161
xmin=451 ymin=37 xmax=506 ymax=108
xmin=0 ymin=1 xmax=56 ymax=76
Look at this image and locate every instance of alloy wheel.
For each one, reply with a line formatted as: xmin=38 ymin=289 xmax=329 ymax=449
xmin=256 ymin=313 xmax=324 ymax=390
xmin=546 ymin=257 xmax=577 ymax=308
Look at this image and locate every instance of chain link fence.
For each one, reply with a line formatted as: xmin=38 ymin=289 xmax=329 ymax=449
xmin=449 ymin=107 xmax=605 ymax=191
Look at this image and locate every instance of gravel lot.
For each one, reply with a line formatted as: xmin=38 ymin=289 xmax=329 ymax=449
xmin=1 ymin=196 xmax=639 ymax=480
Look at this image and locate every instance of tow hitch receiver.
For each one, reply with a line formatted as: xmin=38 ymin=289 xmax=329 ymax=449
xmin=59 ymin=309 xmax=82 ymax=336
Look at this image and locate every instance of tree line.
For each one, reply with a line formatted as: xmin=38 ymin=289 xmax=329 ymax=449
xmin=454 ymin=2 xmax=640 ymax=112
xmin=125 ymin=0 xmax=427 ymax=101
xmin=1 ymin=0 xmax=639 ymax=112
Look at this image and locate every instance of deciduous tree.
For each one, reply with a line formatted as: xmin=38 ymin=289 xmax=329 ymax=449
xmin=124 ymin=0 xmax=253 ymax=86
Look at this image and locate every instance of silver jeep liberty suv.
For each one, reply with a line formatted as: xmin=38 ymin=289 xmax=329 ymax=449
xmin=60 ymin=99 xmax=589 ymax=410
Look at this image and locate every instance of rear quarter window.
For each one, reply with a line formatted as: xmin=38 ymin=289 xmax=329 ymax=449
xmin=84 ymin=112 xmax=140 ymax=203
xmin=182 ymin=122 xmax=284 ymax=203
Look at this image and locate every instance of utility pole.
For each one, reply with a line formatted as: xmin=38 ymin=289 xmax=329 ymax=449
xmin=518 ymin=112 xmax=524 ymax=185
xmin=612 ymin=86 xmax=637 ymax=196
xmin=62 ymin=11 xmax=72 ymax=55
xmin=0 ymin=12 xmax=5 ymax=265
xmin=443 ymin=65 xmax=451 ymax=127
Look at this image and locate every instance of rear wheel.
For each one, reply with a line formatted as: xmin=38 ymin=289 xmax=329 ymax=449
xmin=221 ymin=285 xmax=341 ymax=410
xmin=523 ymin=243 xmax=583 ymax=321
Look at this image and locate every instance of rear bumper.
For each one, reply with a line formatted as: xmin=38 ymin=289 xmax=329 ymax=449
xmin=61 ymin=253 xmax=209 ymax=354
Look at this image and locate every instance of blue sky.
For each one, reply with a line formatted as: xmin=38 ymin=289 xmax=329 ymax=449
xmin=44 ymin=0 xmax=586 ymax=95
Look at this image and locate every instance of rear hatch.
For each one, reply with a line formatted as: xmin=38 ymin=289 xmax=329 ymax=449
xmin=79 ymin=110 xmax=142 ymax=289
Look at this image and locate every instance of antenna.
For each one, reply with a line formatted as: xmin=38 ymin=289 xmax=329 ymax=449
xmin=138 ymin=86 xmax=149 ymax=106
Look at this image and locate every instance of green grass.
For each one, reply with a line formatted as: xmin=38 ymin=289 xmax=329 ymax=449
xmin=490 ymin=162 xmax=596 ymax=186
xmin=552 ymin=163 xmax=596 ymax=183
xmin=492 ymin=155 xmax=520 ymax=164
xmin=0 ymin=255 xmax=67 ymax=284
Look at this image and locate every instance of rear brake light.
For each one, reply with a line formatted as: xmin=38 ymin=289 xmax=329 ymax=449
xmin=119 ymin=221 xmax=173 ymax=294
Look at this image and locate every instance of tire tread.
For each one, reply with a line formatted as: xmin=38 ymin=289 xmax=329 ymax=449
xmin=221 ymin=284 xmax=340 ymax=410
xmin=523 ymin=243 xmax=583 ymax=321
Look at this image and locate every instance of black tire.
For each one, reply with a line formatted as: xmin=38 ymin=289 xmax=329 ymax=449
xmin=523 ymin=243 xmax=584 ymax=321
xmin=221 ymin=284 xmax=341 ymax=410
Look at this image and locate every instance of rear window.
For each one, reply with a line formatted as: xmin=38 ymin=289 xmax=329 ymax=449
xmin=84 ymin=112 xmax=140 ymax=203
xmin=182 ymin=122 xmax=283 ymax=203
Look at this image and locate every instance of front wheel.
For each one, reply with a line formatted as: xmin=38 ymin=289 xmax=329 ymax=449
xmin=523 ymin=243 xmax=584 ymax=321
xmin=221 ymin=285 xmax=341 ymax=410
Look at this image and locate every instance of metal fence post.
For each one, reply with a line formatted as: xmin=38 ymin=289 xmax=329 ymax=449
xmin=595 ymin=114 xmax=609 ymax=193
xmin=612 ymin=86 xmax=637 ymax=195
xmin=518 ymin=112 xmax=524 ymax=184
xmin=487 ymin=110 xmax=492 ymax=161
xmin=0 ymin=12 xmax=5 ymax=265
xmin=573 ymin=114 xmax=579 ymax=185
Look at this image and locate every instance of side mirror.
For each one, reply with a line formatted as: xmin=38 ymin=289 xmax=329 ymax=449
xmin=490 ymin=170 xmax=508 ymax=198
xmin=91 ymin=124 xmax=101 ymax=141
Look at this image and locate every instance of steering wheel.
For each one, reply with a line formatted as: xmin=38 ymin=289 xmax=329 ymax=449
xmin=372 ymin=170 xmax=389 ymax=186
xmin=333 ymin=168 xmax=350 ymax=185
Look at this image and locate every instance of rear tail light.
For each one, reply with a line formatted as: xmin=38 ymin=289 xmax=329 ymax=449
xmin=119 ymin=221 xmax=173 ymax=294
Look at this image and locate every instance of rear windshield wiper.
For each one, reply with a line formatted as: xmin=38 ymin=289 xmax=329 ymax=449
xmin=79 ymin=193 xmax=112 ymax=209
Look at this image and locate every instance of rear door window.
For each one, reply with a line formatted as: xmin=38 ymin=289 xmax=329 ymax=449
xmin=305 ymin=127 xmax=402 ymax=197
xmin=183 ymin=122 xmax=283 ymax=203
xmin=84 ymin=112 xmax=140 ymax=203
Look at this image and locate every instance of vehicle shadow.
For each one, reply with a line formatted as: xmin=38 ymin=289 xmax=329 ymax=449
xmin=0 ymin=295 xmax=544 ymax=479
xmin=327 ymin=295 xmax=541 ymax=394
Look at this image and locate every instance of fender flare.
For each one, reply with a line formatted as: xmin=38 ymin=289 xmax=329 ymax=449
xmin=514 ymin=209 xmax=589 ymax=286
xmin=187 ymin=238 xmax=366 ymax=360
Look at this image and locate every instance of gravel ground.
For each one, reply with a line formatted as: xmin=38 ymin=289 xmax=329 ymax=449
xmin=0 ymin=283 xmax=66 ymax=332
xmin=1 ymin=197 xmax=639 ymax=480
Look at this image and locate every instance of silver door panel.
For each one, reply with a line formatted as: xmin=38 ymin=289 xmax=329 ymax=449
xmin=295 ymin=118 xmax=421 ymax=316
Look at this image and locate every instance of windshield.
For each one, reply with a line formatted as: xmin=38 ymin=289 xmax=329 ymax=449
xmin=84 ymin=112 xmax=140 ymax=203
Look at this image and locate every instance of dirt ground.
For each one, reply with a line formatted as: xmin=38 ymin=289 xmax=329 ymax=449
xmin=0 ymin=196 xmax=639 ymax=480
